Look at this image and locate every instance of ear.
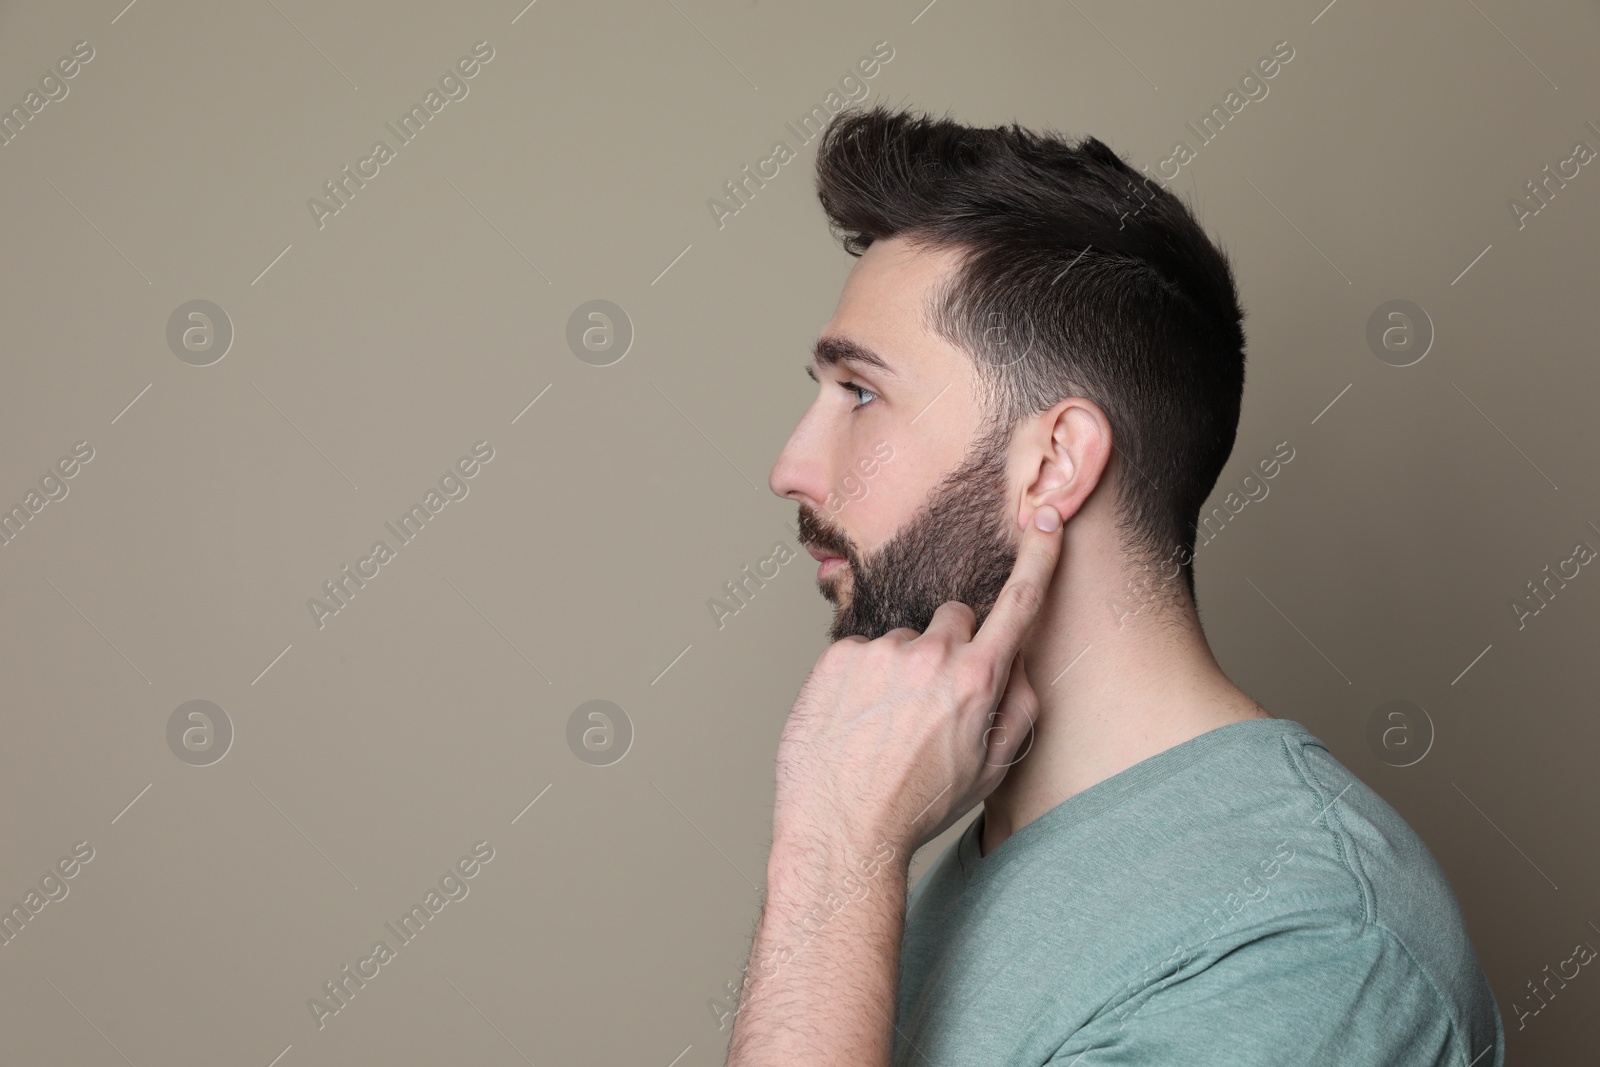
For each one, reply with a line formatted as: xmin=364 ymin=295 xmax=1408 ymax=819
xmin=1014 ymin=397 xmax=1113 ymax=529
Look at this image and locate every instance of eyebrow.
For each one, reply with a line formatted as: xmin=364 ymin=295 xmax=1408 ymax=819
xmin=812 ymin=335 xmax=895 ymax=376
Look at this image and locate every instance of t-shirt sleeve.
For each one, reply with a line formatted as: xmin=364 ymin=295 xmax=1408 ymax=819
xmin=1044 ymin=920 xmax=1493 ymax=1067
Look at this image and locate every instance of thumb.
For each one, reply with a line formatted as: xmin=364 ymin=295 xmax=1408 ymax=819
xmin=982 ymin=651 xmax=1039 ymax=770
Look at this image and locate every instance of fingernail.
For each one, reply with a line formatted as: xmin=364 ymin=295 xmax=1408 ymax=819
xmin=1034 ymin=506 xmax=1060 ymax=532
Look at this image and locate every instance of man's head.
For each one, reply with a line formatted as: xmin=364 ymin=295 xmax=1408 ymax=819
xmin=770 ymin=105 xmax=1247 ymax=640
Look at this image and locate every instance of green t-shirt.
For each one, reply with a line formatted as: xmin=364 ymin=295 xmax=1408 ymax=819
xmin=893 ymin=717 xmax=1503 ymax=1066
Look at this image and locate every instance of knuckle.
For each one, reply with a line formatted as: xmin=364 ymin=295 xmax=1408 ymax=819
xmin=1004 ymin=580 xmax=1044 ymax=616
xmin=818 ymin=640 xmax=861 ymax=669
xmin=953 ymin=658 xmax=995 ymax=699
xmin=940 ymin=600 xmax=977 ymax=627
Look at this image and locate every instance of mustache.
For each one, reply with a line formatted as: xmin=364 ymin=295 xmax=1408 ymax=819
xmin=796 ymin=506 xmax=855 ymax=560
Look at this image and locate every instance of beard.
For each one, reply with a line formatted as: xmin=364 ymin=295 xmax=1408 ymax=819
xmin=797 ymin=432 xmax=1019 ymax=642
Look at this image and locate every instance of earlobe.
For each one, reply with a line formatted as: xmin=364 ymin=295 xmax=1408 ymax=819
xmin=1023 ymin=461 xmax=1076 ymax=522
xmin=1018 ymin=398 xmax=1109 ymax=526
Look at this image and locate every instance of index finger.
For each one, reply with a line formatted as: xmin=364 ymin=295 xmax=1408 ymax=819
xmin=973 ymin=505 xmax=1064 ymax=659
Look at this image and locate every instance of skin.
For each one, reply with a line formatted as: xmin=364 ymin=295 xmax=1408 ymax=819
xmin=726 ymin=236 xmax=1269 ymax=1064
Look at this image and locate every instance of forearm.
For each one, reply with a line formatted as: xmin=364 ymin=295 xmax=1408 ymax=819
xmin=726 ymin=833 xmax=908 ymax=1065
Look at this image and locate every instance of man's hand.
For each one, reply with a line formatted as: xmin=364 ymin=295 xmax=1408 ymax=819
xmin=772 ymin=504 xmax=1066 ymax=861
xmin=726 ymin=505 xmax=1064 ymax=1065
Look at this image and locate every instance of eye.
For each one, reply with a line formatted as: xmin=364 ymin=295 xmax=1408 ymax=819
xmin=841 ymin=380 xmax=878 ymax=408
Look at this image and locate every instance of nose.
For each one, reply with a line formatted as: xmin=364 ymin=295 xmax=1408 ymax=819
xmin=769 ymin=406 xmax=830 ymax=510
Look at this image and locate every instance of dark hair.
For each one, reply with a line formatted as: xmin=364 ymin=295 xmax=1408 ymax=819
xmin=813 ymin=103 xmax=1247 ymax=604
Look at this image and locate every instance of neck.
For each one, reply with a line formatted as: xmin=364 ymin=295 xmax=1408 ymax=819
xmin=979 ymin=533 xmax=1269 ymax=858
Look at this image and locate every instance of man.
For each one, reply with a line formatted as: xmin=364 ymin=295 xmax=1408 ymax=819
xmin=724 ymin=104 xmax=1504 ymax=1065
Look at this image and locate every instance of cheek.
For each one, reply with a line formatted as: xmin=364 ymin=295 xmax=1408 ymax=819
xmin=842 ymin=457 xmax=940 ymax=552
xmin=839 ymin=381 xmax=988 ymax=551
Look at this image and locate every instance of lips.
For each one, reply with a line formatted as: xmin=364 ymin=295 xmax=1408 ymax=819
xmin=803 ymin=544 xmax=846 ymax=581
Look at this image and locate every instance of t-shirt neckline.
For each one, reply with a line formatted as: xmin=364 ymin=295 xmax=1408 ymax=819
xmin=957 ymin=716 xmax=1312 ymax=880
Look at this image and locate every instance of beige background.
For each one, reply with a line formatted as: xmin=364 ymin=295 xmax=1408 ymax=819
xmin=1 ymin=0 xmax=1596 ymax=1062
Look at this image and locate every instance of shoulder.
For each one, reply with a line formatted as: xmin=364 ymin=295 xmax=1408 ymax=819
xmin=1207 ymin=722 xmax=1504 ymax=1062
xmin=1069 ymin=717 xmax=1504 ymax=1063
xmin=899 ymin=718 xmax=1504 ymax=1065
xmin=1059 ymin=914 xmax=1500 ymax=1066
xmin=1269 ymin=726 xmax=1479 ymax=956
xmin=1060 ymin=717 xmax=1504 ymax=1062
xmin=1175 ymin=719 xmax=1483 ymax=942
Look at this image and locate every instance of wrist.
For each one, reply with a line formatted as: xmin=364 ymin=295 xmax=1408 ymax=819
xmin=772 ymin=811 xmax=909 ymax=864
xmin=765 ymin=834 xmax=908 ymax=914
xmin=730 ymin=833 xmax=909 ymax=1063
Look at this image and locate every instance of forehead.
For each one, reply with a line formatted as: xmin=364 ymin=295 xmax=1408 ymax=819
xmin=817 ymin=236 xmax=974 ymax=378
